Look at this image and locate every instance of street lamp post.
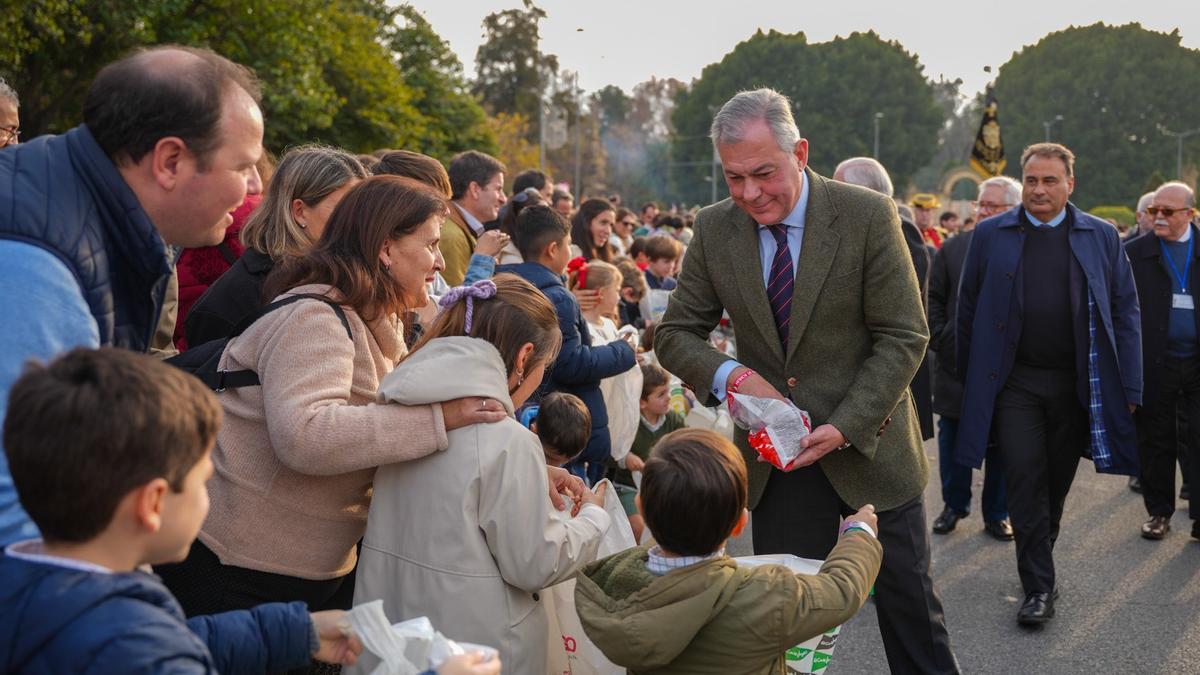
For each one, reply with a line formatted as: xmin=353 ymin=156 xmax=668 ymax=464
xmin=873 ymin=112 xmax=883 ymax=159
xmin=1161 ymin=127 xmax=1200 ymax=179
xmin=1042 ymin=114 xmax=1064 ymax=142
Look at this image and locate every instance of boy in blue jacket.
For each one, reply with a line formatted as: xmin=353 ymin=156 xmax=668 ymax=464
xmin=499 ymin=205 xmax=637 ymax=484
xmin=0 ymin=348 xmax=363 ymax=674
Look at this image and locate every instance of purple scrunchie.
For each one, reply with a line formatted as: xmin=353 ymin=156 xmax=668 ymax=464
xmin=438 ymin=279 xmax=498 ymax=333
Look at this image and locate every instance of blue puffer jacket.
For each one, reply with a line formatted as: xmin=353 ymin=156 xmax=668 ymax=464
xmin=0 ymin=125 xmax=174 ymax=351
xmin=496 ymin=264 xmax=636 ymax=478
xmin=0 ymin=552 xmax=314 ymax=674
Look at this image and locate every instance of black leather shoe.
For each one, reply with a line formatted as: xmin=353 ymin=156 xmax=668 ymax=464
xmin=1181 ymin=483 xmax=1190 ymax=501
xmin=1141 ymin=515 xmax=1171 ymax=540
xmin=1017 ymin=591 xmax=1055 ymax=626
xmin=984 ymin=519 xmax=1015 ymax=541
xmin=1192 ymin=521 xmax=1200 ymax=541
xmin=1128 ymin=476 xmax=1143 ymax=493
xmin=932 ymin=507 xmax=966 ymax=535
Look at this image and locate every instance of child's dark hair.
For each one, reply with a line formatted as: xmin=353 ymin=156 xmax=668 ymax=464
xmin=410 ymin=274 xmax=562 ymax=383
xmin=641 ymin=363 xmax=669 ymax=400
xmin=644 ymin=235 xmax=680 ymax=262
xmin=515 ymin=204 xmax=571 ymax=261
xmin=641 ymin=428 xmax=748 ymax=556
xmin=3 ymin=348 xmax=222 ymax=543
xmin=628 ymin=236 xmax=648 ymax=259
xmin=536 ymin=393 xmax=592 ymax=462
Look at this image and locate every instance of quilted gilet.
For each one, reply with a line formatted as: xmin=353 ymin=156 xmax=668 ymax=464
xmin=0 ymin=125 xmax=173 ymax=351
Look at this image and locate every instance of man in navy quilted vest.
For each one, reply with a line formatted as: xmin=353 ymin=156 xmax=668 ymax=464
xmin=0 ymin=45 xmax=264 ymax=545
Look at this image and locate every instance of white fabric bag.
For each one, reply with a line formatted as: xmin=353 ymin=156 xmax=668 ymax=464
xmin=545 ymin=479 xmax=637 ymax=674
xmin=586 ymin=318 xmax=642 ymax=464
xmin=735 ymin=555 xmax=843 ymax=674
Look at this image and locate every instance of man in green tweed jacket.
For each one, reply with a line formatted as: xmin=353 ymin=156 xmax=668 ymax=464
xmin=656 ymin=88 xmax=959 ymax=674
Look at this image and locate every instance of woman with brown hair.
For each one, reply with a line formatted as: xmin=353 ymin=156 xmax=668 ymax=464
xmin=570 ymin=198 xmax=618 ymax=262
xmin=157 ymin=175 xmax=509 ymax=620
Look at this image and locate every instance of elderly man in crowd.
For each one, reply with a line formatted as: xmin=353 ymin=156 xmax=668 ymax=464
xmin=1126 ymin=191 xmax=1158 ymax=241
xmin=957 ymin=143 xmax=1141 ymax=626
xmin=0 ymin=46 xmax=265 ymax=545
xmin=1125 ymin=181 xmax=1199 ymax=541
xmin=927 ymin=176 xmax=1021 ymax=540
xmin=658 ymin=89 xmax=959 ymax=674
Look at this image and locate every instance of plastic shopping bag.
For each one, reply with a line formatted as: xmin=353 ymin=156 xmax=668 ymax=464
xmin=546 ymin=479 xmax=637 ymax=674
xmin=728 ymin=393 xmax=813 ymax=470
xmin=588 ymin=321 xmax=643 ymax=463
xmin=735 ymin=555 xmax=842 ymax=674
xmin=345 ymin=600 xmax=497 ymax=675
xmin=639 ymin=288 xmax=672 ymax=324
xmin=685 ymin=401 xmax=735 ymax=441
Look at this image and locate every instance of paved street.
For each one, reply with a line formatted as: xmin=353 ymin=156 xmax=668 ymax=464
xmin=729 ymin=436 xmax=1200 ymax=673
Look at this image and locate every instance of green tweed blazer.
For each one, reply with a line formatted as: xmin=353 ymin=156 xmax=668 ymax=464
xmin=656 ymin=169 xmax=929 ymax=511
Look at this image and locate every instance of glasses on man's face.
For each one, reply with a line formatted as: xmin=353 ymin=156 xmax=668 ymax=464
xmin=0 ymin=126 xmax=19 ymax=145
xmin=1146 ymin=206 xmax=1193 ymax=218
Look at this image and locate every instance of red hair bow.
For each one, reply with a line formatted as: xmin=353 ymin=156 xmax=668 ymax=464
xmin=567 ymin=256 xmax=589 ymax=288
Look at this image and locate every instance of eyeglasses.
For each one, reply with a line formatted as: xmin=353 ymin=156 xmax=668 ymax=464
xmin=0 ymin=126 xmax=19 ymax=145
xmin=1146 ymin=206 xmax=1193 ymax=217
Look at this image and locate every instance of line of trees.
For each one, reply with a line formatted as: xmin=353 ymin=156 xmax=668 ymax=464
xmin=4 ymin=5 xmax=1197 ymax=208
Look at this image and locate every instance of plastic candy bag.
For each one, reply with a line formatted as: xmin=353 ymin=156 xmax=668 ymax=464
xmin=345 ymin=600 xmax=497 ymax=675
xmin=729 ymin=393 xmax=813 ymax=470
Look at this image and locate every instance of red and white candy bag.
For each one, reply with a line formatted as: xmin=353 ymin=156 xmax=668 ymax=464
xmin=729 ymin=393 xmax=813 ymax=470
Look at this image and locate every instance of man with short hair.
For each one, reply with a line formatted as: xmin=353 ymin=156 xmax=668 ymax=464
xmin=443 ymin=150 xmax=506 ymax=285
xmin=928 ymin=176 xmax=1021 ymax=540
xmin=0 ymin=45 xmax=265 ymax=545
xmin=552 ymin=189 xmax=574 ymax=218
xmin=1126 ymin=191 xmax=1158 ymax=241
xmin=658 ymin=90 xmax=959 ymax=674
xmin=957 ymin=143 xmax=1141 ymax=626
xmin=1124 ymin=181 xmax=1199 ymax=541
xmin=0 ymin=77 xmax=18 ymax=149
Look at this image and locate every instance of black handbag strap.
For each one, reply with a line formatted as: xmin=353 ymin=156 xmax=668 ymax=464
xmin=230 ymin=293 xmax=353 ymax=341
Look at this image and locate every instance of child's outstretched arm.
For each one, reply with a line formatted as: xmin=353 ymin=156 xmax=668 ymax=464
xmin=548 ymin=290 xmax=636 ymax=385
xmin=186 ymin=601 xmax=318 ymax=673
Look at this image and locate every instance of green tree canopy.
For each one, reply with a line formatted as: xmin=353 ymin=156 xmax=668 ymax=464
xmin=671 ymin=29 xmax=944 ymax=205
xmin=472 ymin=0 xmax=557 ymax=138
xmin=0 ymin=0 xmax=494 ymax=156
xmin=993 ymin=23 xmax=1200 ymax=209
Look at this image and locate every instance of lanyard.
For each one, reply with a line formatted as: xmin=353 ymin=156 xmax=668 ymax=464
xmin=1160 ymin=235 xmax=1194 ymax=293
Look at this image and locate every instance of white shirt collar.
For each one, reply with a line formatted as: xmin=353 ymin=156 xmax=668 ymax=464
xmin=646 ymin=545 xmax=726 ymax=576
xmin=454 ymin=202 xmax=485 ymax=236
xmin=756 ymin=171 xmax=809 ymax=231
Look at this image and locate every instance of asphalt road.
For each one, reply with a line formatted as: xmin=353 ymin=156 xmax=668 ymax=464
xmin=728 ymin=435 xmax=1200 ymax=674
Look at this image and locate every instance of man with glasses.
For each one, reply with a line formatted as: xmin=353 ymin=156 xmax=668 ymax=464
xmin=1125 ymin=181 xmax=1200 ymax=541
xmin=957 ymin=143 xmax=1141 ymax=626
xmin=442 ymin=150 xmax=507 ymax=286
xmin=928 ymin=176 xmax=1020 ymax=541
xmin=0 ymin=77 xmax=17 ymax=149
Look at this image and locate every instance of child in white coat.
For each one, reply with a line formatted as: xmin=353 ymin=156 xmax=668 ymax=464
xmin=352 ymin=274 xmax=611 ymax=675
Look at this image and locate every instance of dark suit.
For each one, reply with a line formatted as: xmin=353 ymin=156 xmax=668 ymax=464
xmin=1125 ymin=226 xmax=1200 ymax=520
xmin=957 ymin=204 xmax=1142 ymax=595
xmin=903 ymin=218 xmax=935 ymax=440
xmin=657 ymin=169 xmax=958 ymax=674
xmin=928 ymin=231 xmax=1007 ymax=521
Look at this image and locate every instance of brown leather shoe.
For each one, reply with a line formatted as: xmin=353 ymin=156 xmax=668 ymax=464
xmin=1141 ymin=515 xmax=1171 ymax=540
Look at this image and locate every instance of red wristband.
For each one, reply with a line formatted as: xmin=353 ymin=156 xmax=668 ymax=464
xmin=728 ymin=368 xmax=756 ymax=394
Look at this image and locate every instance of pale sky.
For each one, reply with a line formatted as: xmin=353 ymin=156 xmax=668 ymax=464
xmin=401 ymin=0 xmax=1198 ymax=99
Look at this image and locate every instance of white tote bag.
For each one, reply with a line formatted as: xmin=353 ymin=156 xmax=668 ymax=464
xmin=587 ymin=319 xmax=642 ymax=463
xmin=545 ymin=480 xmax=637 ymax=674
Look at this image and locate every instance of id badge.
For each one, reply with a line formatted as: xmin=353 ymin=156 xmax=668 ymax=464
xmin=1174 ymin=293 xmax=1195 ymax=310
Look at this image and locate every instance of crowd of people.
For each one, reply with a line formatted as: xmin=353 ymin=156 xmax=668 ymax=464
xmin=0 ymin=45 xmax=1197 ymax=675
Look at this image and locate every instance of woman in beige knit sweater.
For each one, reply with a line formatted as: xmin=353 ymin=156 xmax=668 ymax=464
xmin=158 ymin=175 xmax=513 ymax=618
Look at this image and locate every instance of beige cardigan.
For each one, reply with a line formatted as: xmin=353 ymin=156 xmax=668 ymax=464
xmin=199 ymin=284 xmax=448 ymax=579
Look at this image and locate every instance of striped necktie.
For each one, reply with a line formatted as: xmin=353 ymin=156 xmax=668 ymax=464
xmin=766 ymin=224 xmax=794 ymax=348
